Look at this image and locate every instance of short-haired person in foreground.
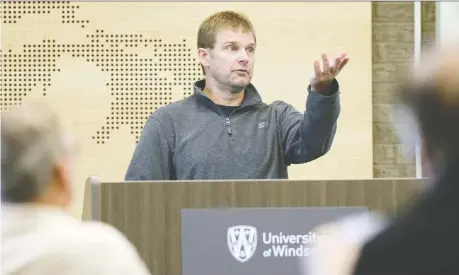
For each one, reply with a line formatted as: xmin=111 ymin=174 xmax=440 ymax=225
xmin=124 ymin=11 xmax=349 ymax=180
xmin=304 ymin=42 xmax=459 ymax=275
xmin=1 ymin=102 xmax=151 ymax=275
xmin=352 ymin=42 xmax=459 ymax=275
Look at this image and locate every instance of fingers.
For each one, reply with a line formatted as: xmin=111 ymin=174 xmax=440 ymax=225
xmin=339 ymin=57 xmax=350 ymax=71
xmin=338 ymin=52 xmax=347 ymax=60
xmin=313 ymin=60 xmax=321 ymax=77
xmin=336 ymin=53 xmax=348 ymax=70
xmin=313 ymin=52 xmax=349 ymax=78
xmin=321 ymin=53 xmax=331 ymax=72
xmin=332 ymin=56 xmax=340 ymax=72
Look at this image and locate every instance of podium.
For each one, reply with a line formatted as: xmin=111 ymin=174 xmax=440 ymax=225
xmin=82 ymin=177 xmax=424 ymax=275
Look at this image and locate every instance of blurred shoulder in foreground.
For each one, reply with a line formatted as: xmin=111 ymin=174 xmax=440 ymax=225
xmin=301 ymin=212 xmax=388 ymax=275
xmin=1 ymin=101 xmax=152 ymax=275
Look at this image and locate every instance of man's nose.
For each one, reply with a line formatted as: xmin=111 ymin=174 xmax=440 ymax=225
xmin=237 ymin=50 xmax=249 ymax=64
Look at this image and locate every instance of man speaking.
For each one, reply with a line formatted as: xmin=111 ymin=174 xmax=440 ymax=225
xmin=124 ymin=10 xmax=349 ymax=181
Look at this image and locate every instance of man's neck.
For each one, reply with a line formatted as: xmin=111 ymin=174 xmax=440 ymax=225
xmin=32 ymin=186 xmax=70 ymax=209
xmin=202 ymin=79 xmax=245 ymax=106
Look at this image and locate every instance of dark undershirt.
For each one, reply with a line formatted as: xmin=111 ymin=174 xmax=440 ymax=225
xmin=216 ymin=104 xmax=240 ymax=117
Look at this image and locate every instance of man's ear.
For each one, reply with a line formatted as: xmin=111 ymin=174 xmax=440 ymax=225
xmin=53 ymin=158 xmax=71 ymax=195
xmin=198 ymin=48 xmax=211 ymax=68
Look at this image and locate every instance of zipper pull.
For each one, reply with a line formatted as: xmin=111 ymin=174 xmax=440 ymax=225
xmin=225 ymin=117 xmax=232 ymax=135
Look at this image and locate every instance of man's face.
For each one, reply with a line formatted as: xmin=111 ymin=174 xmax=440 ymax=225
xmin=200 ymin=28 xmax=256 ymax=92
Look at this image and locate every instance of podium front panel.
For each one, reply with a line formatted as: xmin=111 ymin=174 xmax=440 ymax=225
xmin=181 ymin=207 xmax=368 ymax=275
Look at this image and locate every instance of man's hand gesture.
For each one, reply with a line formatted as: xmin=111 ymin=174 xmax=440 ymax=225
xmin=310 ymin=53 xmax=349 ymax=94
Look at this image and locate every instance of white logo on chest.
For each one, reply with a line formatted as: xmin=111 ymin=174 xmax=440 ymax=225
xmin=257 ymin=122 xmax=268 ymax=129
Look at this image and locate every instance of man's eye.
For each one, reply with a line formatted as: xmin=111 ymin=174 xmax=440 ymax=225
xmin=228 ymin=46 xmax=237 ymax=51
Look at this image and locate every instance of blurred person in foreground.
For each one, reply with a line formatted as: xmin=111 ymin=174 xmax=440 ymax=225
xmin=302 ymin=41 xmax=459 ymax=275
xmin=1 ymin=102 xmax=151 ymax=275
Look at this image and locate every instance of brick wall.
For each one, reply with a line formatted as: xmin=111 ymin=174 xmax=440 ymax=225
xmin=372 ymin=2 xmax=436 ymax=178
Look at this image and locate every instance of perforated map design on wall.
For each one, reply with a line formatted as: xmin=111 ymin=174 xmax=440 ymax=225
xmin=0 ymin=1 xmax=202 ymax=143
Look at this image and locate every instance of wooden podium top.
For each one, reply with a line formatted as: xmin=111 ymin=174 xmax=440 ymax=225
xmin=83 ymin=177 xmax=425 ymax=220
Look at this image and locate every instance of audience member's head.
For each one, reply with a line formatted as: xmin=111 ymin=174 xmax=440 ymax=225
xmin=1 ymin=101 xmax=77 ymax=208
xmin=395 ymin=42 xmax=459 ymax=176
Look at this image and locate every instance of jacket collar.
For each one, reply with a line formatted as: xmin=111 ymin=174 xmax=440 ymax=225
xmin=193 ymin=79 xmax=263 ymax=107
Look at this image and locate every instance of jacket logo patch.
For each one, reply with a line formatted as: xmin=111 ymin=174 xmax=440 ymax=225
xmin=257 ymin=122 xmax=269 ymax=129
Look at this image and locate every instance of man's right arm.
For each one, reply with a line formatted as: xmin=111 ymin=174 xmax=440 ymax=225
xmin=124 ymin=116 xmax=175 ymax=180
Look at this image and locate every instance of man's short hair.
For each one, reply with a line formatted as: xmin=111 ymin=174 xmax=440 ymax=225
xmin=197 ymin=10 xmax=256 ymax=74
xmin=396 ymin=42 xmax=459 ymax=166
xmin=1 ymin=101 xmax=74 ymax=202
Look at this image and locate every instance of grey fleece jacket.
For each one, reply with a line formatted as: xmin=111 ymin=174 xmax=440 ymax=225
xmin=124 ymin=79 xmax=341 ymax=180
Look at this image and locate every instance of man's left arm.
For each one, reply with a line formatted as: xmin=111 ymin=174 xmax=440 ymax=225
xmin=280 ymin=53 xmax=349 ymax=165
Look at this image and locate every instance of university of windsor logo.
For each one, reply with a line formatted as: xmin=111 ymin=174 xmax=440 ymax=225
xmin=227 ymin=225 xmax=258 ymax=263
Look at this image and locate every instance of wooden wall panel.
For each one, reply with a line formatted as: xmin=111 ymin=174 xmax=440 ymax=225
xmin=1 ymin=2 xmax=372 ymax=217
